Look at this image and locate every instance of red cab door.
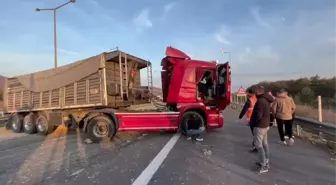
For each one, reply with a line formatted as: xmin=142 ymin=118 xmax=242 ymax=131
xmin=216 ymin=62 xmax=231 ymax=110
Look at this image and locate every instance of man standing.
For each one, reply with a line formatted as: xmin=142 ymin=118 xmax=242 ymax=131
xmin=238 ymin=88 xmax=258 ymax=152
xmin=250 ymin=85 xmax=274 ymax=173
xmin=272 ymin=89 xmax=296 ymax=146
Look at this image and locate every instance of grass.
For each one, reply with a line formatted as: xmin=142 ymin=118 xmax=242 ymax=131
xmin=295 ymin=105 xmax=336 ymax=124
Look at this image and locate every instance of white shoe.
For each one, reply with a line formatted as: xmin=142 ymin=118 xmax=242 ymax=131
xmin=196 ymin=137 xmax=204 ymax=142
xmin=288 ymin=138 xmax=294 ymax=146
xmin=284 ymin=136 xmax=289 ymax=139
xmin=187 ymin=137 xmax=191 ymax=140
xmin=278 ymin=141 xmax=287 ymax=145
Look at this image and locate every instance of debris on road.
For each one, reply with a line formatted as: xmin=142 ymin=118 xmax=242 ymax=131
xmin=84 ymin=138 xmax=93 ymax=144
xmin=202 ymin=148 xmax=212 ymax=156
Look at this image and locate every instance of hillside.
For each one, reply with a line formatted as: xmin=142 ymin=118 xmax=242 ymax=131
xmin=248 ymin=75 xmax=336 ymax=109
xmin=248 ymin=75 xmax=336 ymax=123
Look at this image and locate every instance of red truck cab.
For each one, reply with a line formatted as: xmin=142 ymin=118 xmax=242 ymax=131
xmin=107 ymin=47 xmax=232 ymax=142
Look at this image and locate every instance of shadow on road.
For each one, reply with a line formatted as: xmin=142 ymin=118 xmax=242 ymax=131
xmin=0 ymin=125 xmax=147 ymax=185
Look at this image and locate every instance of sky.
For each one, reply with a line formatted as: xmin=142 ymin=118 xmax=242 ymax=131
xmin=0 ymin=0 xmax=335 ymax=91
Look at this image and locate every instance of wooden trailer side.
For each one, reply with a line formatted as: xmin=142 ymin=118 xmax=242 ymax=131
xmin=5 ymin=70 xmax=105 ymax=113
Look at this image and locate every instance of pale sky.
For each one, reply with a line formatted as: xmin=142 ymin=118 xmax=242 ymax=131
xmin=0 ymin=0 xmax=335 ymax=91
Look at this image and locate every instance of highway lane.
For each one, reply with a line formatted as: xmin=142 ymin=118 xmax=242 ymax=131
xmin=150 ymin=109 xmax=336 ymax=185
xmin=0 ymin=109 xmax=334 ymax=185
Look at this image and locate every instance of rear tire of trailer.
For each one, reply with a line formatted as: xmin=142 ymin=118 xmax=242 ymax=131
xmin=179 ymin=111 xmax=205 ymax=136
xmin=11 ymin=114 xmax=23 ymax=133
xmin=86 ymin=115 xmax=116 ymax=143
xmin=36 ymin=113 xmax=54 ymax=135
xmin=23 ymin=113 xmax=37 ymax=134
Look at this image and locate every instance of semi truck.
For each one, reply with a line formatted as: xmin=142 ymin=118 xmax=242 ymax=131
xmin=3 ymin=46 xmax=231 ymax=143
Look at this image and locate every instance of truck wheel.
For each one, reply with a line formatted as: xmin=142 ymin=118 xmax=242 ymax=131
xmin=36 ymin=114 xmax=54 ymax=135
xmin=23 ymin=113 xmax=37 ymax=134
xmin=179 ymin=111 xmax=205 ymax=136
xmin=87 ymin=115 xmax=116 ymax=143
xmin=11 ymin=114 xmax=23 ymax=133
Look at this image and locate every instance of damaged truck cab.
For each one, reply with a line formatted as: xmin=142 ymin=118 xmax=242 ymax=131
xmin=159 ymin=47 xmax=231 ymax=130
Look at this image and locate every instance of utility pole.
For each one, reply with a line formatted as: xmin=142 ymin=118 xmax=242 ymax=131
xmin=221 ymin=50 xmax=231 ymax=64
xmin=35 ymin=0 xmax=76 ymax=68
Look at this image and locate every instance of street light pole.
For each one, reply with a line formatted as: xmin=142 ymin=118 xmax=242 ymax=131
xmin=221 ymin=50 xmax=231 ymax=63
xmin=35 ymin=0 xmax=76 ymax=68
xmin=53 ymin=9 xmax=57 ymax=69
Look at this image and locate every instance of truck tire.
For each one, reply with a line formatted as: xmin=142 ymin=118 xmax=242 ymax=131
xmin=86 ymin=115 xmax=116 ymax=143
xmin=179 ymin=111 xmax=205 ymax=136
xmin=23 ymin=113 xmax=37 ymax=134
xmin=11 ymin=114 xmax=23 ymax=133
xmin=36 ymin=114 xmax=54 ymax=135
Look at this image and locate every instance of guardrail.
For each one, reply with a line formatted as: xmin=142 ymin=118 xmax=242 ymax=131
xmin=230 ymin=102 xmax=336 ymax=142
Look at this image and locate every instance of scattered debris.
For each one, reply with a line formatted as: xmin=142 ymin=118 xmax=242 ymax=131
xmin=84 ymin=138 xmax=93 ymax=144
xmin=70 ymin=169 xmax=84 ymax=176
xmin=202 ymin=148 xmax=212 ymax=156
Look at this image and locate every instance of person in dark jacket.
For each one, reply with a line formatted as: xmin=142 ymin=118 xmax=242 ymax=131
xmin=250 ymin=85 xmax=274 ymax=173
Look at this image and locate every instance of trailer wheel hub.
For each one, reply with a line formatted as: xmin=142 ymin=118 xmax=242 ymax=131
xmin=93 ymin=122 xmax=108 ymax=137
xmin=37 ymin=117 xmax=47 ymax=132
xmin=12 ymin=117 xmax=19 ymax=130
xmin=24 ymin=118 xmax=33 ymax=131
xmin=24 ymin=121 xmax=33 ymax=130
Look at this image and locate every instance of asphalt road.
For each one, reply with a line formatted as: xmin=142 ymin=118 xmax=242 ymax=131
xmin=0 ymin=109 xmax=335 ymax=185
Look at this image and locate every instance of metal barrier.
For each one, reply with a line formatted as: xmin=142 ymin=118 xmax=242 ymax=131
xmin=230 ymin=102 xmax=336 ymax=141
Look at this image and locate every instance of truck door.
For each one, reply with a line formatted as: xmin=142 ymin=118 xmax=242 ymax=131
xmin=216 ymin=62 xmax=231 ymax=110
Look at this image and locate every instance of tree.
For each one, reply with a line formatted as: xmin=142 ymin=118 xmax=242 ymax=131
xmin=300 ymin=86 xmax=314 ymax=105
xmin=247 ymin=75 xmax=336 ymax=109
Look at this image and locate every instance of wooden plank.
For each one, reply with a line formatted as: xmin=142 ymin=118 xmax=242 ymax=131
xmin=74 ymin=82 xmax=77 ymax=105
xmin=119 ymin=51 xmax=123 ymax=98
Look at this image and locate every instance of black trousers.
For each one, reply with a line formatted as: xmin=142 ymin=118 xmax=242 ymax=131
xmin=276 ymin=118 xmax=293 ymax=141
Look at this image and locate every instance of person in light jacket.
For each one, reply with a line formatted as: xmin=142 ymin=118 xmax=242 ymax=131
xmin=272 ymin=89 xmax=296 ymax=146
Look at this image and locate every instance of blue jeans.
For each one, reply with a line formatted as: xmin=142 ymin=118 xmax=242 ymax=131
xmin=186 ymin=126 xmax=205 ymax=138
xmin=253 ymin=127 xmax=270 ymax=166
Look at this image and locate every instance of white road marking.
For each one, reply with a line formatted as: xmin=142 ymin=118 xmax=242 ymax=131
xmin=132 ymin=133 xmax=181 ymax=185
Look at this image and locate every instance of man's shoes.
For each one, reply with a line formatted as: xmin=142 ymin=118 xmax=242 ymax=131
xmin=256 ymin=166 xmax=269 ymax=174
xmin=187 ymin=137 xmax=191 ymax=140
xmin=256 ymin=159 xmax=270 ymax=169
xmin=196 ymin=137 xmax=204 ymax=142
xmin=278 ymin=140 xmax=287 ymax=145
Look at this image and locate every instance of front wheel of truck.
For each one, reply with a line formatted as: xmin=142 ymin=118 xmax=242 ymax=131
xmin=179 ymin=111 xmax=206 ymax=136
xmin=86 ymin=115 xmax=116 ymax=143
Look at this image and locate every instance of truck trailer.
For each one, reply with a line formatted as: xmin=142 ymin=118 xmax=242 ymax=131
xmin=4 ymin=47 xmax=231 ymax=143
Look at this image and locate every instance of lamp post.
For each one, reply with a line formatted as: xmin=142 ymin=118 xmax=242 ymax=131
xmin=221 ymin=50 xmax=231 ymax=63
xmin=35 ymin=0 xmax=76 ymax=68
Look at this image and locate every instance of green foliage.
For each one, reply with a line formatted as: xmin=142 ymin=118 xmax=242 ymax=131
xmin=248 ymin=76 xmax=336 ymax=110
